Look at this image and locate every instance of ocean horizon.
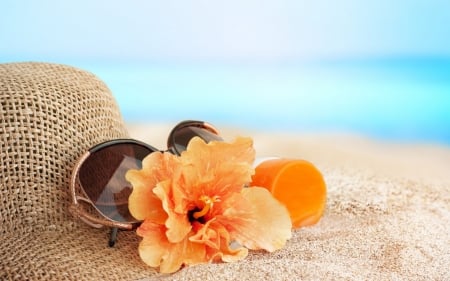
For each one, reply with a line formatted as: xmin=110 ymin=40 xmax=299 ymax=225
xmin=2 ymin=58 xmax=449 ymax=145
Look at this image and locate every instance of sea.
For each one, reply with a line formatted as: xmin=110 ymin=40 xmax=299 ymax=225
xmin=13 ymin=58 xmax=450 ymax=145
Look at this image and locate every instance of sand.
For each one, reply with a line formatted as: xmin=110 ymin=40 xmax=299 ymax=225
xmin=127 ymin=123 xmax=450 ymax=281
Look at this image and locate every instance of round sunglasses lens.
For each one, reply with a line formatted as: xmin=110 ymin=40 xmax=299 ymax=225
xmin=172 ymin=125 xmax=222 ymax=154
xmin=78 ymin=142 xmax=154 ymax=223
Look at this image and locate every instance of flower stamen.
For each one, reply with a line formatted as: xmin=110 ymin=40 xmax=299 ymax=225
xmin=193 ymin=195 xmax=220 ymax=219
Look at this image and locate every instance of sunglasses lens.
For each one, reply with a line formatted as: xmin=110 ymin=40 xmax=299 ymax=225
xmin=171 ymin=124 xmax=222 ymax=154
xmin=78 ymin=141 xmax=155 ymax=223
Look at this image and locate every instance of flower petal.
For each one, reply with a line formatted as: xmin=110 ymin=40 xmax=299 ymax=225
xmin=137 ymin=220 xmax=207 ymax=273
xmin=159 ymin=235 xmax=206 ymax=274
xmin=126 ymin=169 xmax=166 ymax=223
xmin=215 ymin=243 xmax=248 ymax=263
xmin=221 ymin=187 xmax=292 ymax=252
xmin=180 ymin=137 xmax=256 ymax=200
xmin=189 ymin=220 xmax=220 ymax=249
xmin=137 ymin=221 xmax=169 ymax=268
xmin=154 ymin=180 xmax=192 ymax=243
xmin=207 ymin=221 xmax=249 ymax=263
xmin=190 ymin=220 xmax=249 ymax=263
xmin=185 ymin=136 xmax=255 ymax=166
xmin=126 ymin=152 xmax=178 ymax=222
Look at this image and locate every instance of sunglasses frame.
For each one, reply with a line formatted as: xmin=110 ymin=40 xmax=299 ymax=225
xmin=69 ymin=120 xmax=221 ymax=246
xmin=69 ymin=139 xmax=158 ymax=231
xmin=166 ymin=120 xmax=221 ymax=155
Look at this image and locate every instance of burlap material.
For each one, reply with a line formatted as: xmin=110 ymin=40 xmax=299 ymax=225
xmin=0 ymin=62 xmax=157 ymax=280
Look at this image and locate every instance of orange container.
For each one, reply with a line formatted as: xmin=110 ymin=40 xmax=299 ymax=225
xmin=251 ymin=158 xmax=327 ymax=228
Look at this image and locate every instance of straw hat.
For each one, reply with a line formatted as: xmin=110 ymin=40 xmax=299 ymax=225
xmin=0 ymin=62 xmax=158 ymax=280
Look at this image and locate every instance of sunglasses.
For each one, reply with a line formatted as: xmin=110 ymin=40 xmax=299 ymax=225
xmin=69 ymin=120 xmax=222 ymax=246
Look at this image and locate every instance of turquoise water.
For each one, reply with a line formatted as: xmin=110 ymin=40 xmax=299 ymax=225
xmin=67 ymin=59 xmax=450 ymax=145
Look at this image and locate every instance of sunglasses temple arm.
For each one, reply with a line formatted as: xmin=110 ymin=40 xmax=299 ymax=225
xmin=109 ymin=227 xmax=119 ymax=247
xmin=69 ymin=203 xmax=133 ymax=230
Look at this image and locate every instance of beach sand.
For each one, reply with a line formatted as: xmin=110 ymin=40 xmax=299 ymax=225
xmin=127 ymin=123 xmax=450 ymax=281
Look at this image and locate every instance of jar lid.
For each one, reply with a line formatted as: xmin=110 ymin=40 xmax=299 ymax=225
xmin=251 ymin=158 xmax=327 ymax=228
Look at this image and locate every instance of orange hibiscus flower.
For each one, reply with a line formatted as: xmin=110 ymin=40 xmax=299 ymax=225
xmin=126 ymin=136 xmax=292 ymax=273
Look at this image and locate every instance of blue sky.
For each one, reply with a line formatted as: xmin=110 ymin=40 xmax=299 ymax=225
xmin=1 ymin=1 xmax=449 ymax=144
xmin=1 ymin=0 xmax=450 ymax=62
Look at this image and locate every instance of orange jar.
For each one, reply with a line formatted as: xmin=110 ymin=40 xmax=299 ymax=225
xmin=251 ymin=158 xmax=327 ymax=228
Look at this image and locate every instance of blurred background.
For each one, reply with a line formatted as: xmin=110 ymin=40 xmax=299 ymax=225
xmin=1 ymin=0 xmax=449 ymax=145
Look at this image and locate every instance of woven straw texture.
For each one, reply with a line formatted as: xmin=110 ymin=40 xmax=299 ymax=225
xmin=0 ymin=62 xmax=158 ymax=280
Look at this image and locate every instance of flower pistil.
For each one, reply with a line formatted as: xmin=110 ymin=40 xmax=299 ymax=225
xmin=193 ymin=195 xmax=221 ymax=220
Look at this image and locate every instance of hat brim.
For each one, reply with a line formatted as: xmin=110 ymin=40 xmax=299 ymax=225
xmin=1 ymin=224 xmax=158 ymax=280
